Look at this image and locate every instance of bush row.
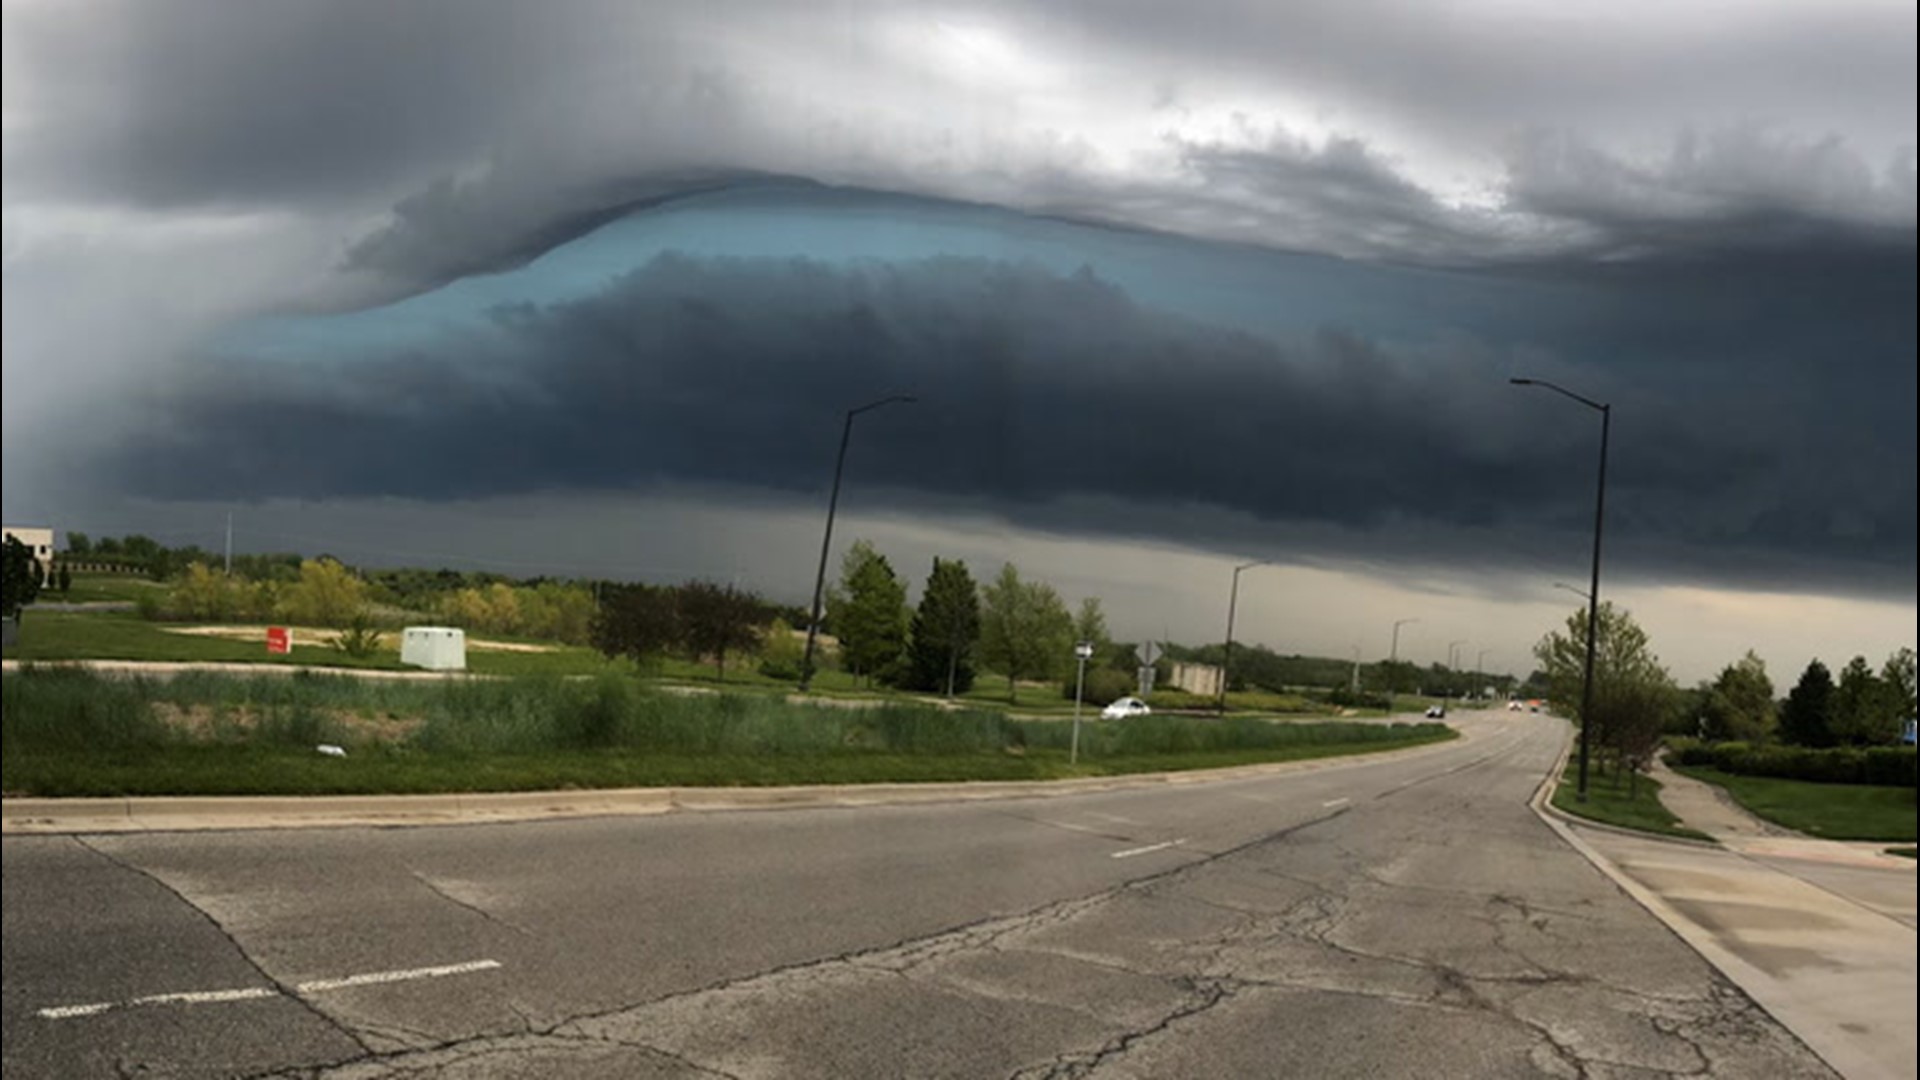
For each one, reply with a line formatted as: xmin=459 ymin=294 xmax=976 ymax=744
xmin=1665 ymin=737 xmax=1916 ymax=788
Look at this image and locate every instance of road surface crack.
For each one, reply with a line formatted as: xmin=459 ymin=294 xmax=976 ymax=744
xmin=71 ymin=836 xmax=376 ymax=1062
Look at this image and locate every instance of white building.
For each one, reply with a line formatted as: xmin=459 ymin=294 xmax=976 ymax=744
xmin=1 ymin=526 xmax=55 ymax=584
xmin=1169 ymin=661 xmax=1224 ymax=698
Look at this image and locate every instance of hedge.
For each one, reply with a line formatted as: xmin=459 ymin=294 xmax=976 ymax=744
xmin=1664 ymin=737 xmax=1916 ymax=788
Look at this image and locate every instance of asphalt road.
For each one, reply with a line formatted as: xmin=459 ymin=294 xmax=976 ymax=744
xmin=2 ymin=712 xmax=1837 ymax=1079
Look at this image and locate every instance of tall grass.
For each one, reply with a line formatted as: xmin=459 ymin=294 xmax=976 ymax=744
xmin=2 ymin=668 xmax=1455 ymax=796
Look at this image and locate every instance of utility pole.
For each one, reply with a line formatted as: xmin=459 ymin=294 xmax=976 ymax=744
xmin=799 ymin=394 xmax=916 ymax=691
xmin=1388 ymin=617 xmax=1418 ymax=716
xmin=1220 ymin=560 xmax=1267 ymax=712
xmin=224 ymin=512 xmax=233 ymax=576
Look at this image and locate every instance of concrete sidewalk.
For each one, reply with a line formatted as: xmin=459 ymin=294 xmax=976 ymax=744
xmin=1535 ymin=759 xmax=1916 ymax=1080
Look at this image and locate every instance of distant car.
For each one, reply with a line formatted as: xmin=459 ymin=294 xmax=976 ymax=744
xmin=1101 ymin=696 xmax=1151 ymax=720
xmin=1507 ymin=700 xmax=1522 ymax=711
xmin=1425 ymin=704 xmax=1446 ymax=718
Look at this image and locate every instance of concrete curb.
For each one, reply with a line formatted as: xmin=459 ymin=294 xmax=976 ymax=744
xmin=1 ymin=730 xmax=1465 ymax=835
xmin=1533 ymin=774 xmax=1722 ymax=849
xmin=1526 ymin=731 xmax=1881 ymax=1080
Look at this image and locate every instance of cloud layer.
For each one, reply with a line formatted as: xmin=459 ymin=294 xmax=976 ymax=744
xmin=97 ymin=247 xmax=1914 ymax=596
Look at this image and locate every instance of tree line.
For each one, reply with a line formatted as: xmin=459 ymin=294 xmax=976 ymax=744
xmin=588 ymin=540 xmax=1130 ymax=701
xmin=1533 ymin=601 xmax=1916 ymax=794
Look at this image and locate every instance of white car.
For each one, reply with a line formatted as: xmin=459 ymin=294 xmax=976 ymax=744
xmin=1101 ymin=697 xmax=1152 ymax=720
xmin=1425 ymin=704 xmax=1447 ymax=718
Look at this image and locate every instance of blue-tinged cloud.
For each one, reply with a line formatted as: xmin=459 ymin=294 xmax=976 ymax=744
xmin=96 ymin=234 xmax=1915 ymax=597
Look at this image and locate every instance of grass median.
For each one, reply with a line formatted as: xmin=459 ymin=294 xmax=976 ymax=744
xmin=1 ymin=666 xmax=1456 ymax=797
xmin=1670 ymin=765 xmax=1916 ymax=842
xmin=1549 ymin=759 xmax=1712 ymax=842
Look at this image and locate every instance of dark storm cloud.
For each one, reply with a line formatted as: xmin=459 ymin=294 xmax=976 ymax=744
xmin=9 ymin=0 xmax=1908 ymax=303
xmin=98 ymin=253 xmax=1914 ymax=596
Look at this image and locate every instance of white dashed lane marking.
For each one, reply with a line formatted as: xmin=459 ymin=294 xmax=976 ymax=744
xmin=1111 ymin=839 xmax=1187 ymax=859
xmin=37 ymin=959 xmax=503 ymax=1020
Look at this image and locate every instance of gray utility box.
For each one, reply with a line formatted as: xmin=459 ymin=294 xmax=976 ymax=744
xmin=401 ymin=626 xmax=467 ymax=671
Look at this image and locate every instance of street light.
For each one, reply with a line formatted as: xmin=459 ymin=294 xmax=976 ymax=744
xmin=1388 ymin=617 xmax=1419 ymax=715
xmin=1511 ymin=376 xmax=1610 ymax=802
xmin=799 ymin=394 xmax=917 ymax=690
xmin=1553 ymin=582 xmax=1592 ymax=603
xmin=1476 ymin=648 xmax=1492 ymax=697
xmin=1072 ymin=640 xmax=1094 ymax=765
xmin=1447 ymin=639 xmax=1467 ymax=704
xmin=1220 ymin=560 xmax=1268 ymax=712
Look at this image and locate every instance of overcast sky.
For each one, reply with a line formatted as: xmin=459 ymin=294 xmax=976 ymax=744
xmin=4 ymin=0 xmax=1914 ymax=682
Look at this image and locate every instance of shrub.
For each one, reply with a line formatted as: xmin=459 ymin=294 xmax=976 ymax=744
xmin=1673 ymin=739 xmax=1917 ymax=788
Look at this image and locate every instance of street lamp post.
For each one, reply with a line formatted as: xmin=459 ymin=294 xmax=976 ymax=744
xmin=1388 ymin=617 xmax=1418 ymax=715
xmin=1219 ymin=560 xmax=1267 ymax=712
xmin=1072 ymin=640 xmax=1094 ymax=765
xmin=1447 ymin=639 xmax=1467 ymax=703
xmin=1476 ymin=649 xmax=1492 ymax=699
xmin=799 ymin=394 xmax=916 ymax=691
xmin=1511 ymin=377 xmax=1610 ymax=802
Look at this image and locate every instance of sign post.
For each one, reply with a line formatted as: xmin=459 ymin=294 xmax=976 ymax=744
xmin=266 ymin=626 xmax=291 ymax=655
xmin=1072 ymin=641 xmax=1094 ymax=765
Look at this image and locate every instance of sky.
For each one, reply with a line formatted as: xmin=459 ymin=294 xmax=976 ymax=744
xmin=3 ymin=0 xmax=1914 ymax=684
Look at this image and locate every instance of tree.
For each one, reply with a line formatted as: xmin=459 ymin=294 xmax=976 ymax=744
xmin=1778 ymin=660 xmax=1836 ymax=748
xmin=65 ymin=531 xmax=91 ymax=557
xmin=282 ymin=558 xmax=366 ymax=628
xmin=1831 ymin=655 xmax=1898 ymax=746
xmin=1881 ymin=647 xmax=1916 ymax=720
xmin=2 ymin=535 xmax=43 ymax=619
xmin=978 ymin=563 xmax=1073 ymax=704
xmin=172 ymin=562 xmax=237 ymax=620
xmin=1601 ymin=672 xmax=1679 ymax=797
xmin=1698 ymin=651 xmax=1776 ymax=743
xmin=826 ymin=541 xmax=910 ymax=684
xmin=57 ymin=564 xmax=72 ymax=595
xmin=757 ymin=617 xmax=808 ymax=680
xmin=906 ymin=557 xmax=981 ymax=696
xmin=591 ymin=584 xmax=681 ymax=667
xmin=1073 ymin=597 xmax=1113 ymax=663
xmin=677 ymin=581 xmax=767 ymax=681
xmin=1533 ymin=602 xmax=1675 ymax=770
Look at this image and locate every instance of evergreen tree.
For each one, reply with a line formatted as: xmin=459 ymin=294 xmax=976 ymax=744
xmin=1779 ymin=660 xmax=1836 ymax=748
xmin=827 ymin=541 xmax=910 ymax=683
xmin=1831 ymin=655 xmax=1897 ymax=745
xmin=906 ymin=558 xmax=981 ymax=696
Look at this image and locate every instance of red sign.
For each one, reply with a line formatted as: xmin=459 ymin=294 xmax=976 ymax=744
xmin=266 ymin=626 xmax=291 ymax=655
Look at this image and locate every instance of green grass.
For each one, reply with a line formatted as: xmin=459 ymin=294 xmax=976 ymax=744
xmin=0 ymin=667 xmax=1455 ymax=796
xmin=1551 ymin=760 xmax=1713 ymax=842
xmin=34 ymin=574 xmax=169 ymax=604
xmin=3 ymin=611 xmax=618 ymax=677
xmin=1672 ymin=766 xmax=1917 ymax=842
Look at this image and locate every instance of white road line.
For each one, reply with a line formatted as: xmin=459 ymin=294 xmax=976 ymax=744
xmin=37 ymin=959 xmax=501 ymax=1021
xmin=1111 ymin=839 xmax=1187 ymax=859
xmin=296 ymin=959 xmax=502 ymax=993
xmin=1322 ymin=798 xmax=1352 ymax=808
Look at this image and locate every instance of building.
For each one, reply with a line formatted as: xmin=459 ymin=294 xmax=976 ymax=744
xmin=1 ymin=525 xmax=55 ymax=584
xmin=1169 ymin=661 xmax=1223 ymax=698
